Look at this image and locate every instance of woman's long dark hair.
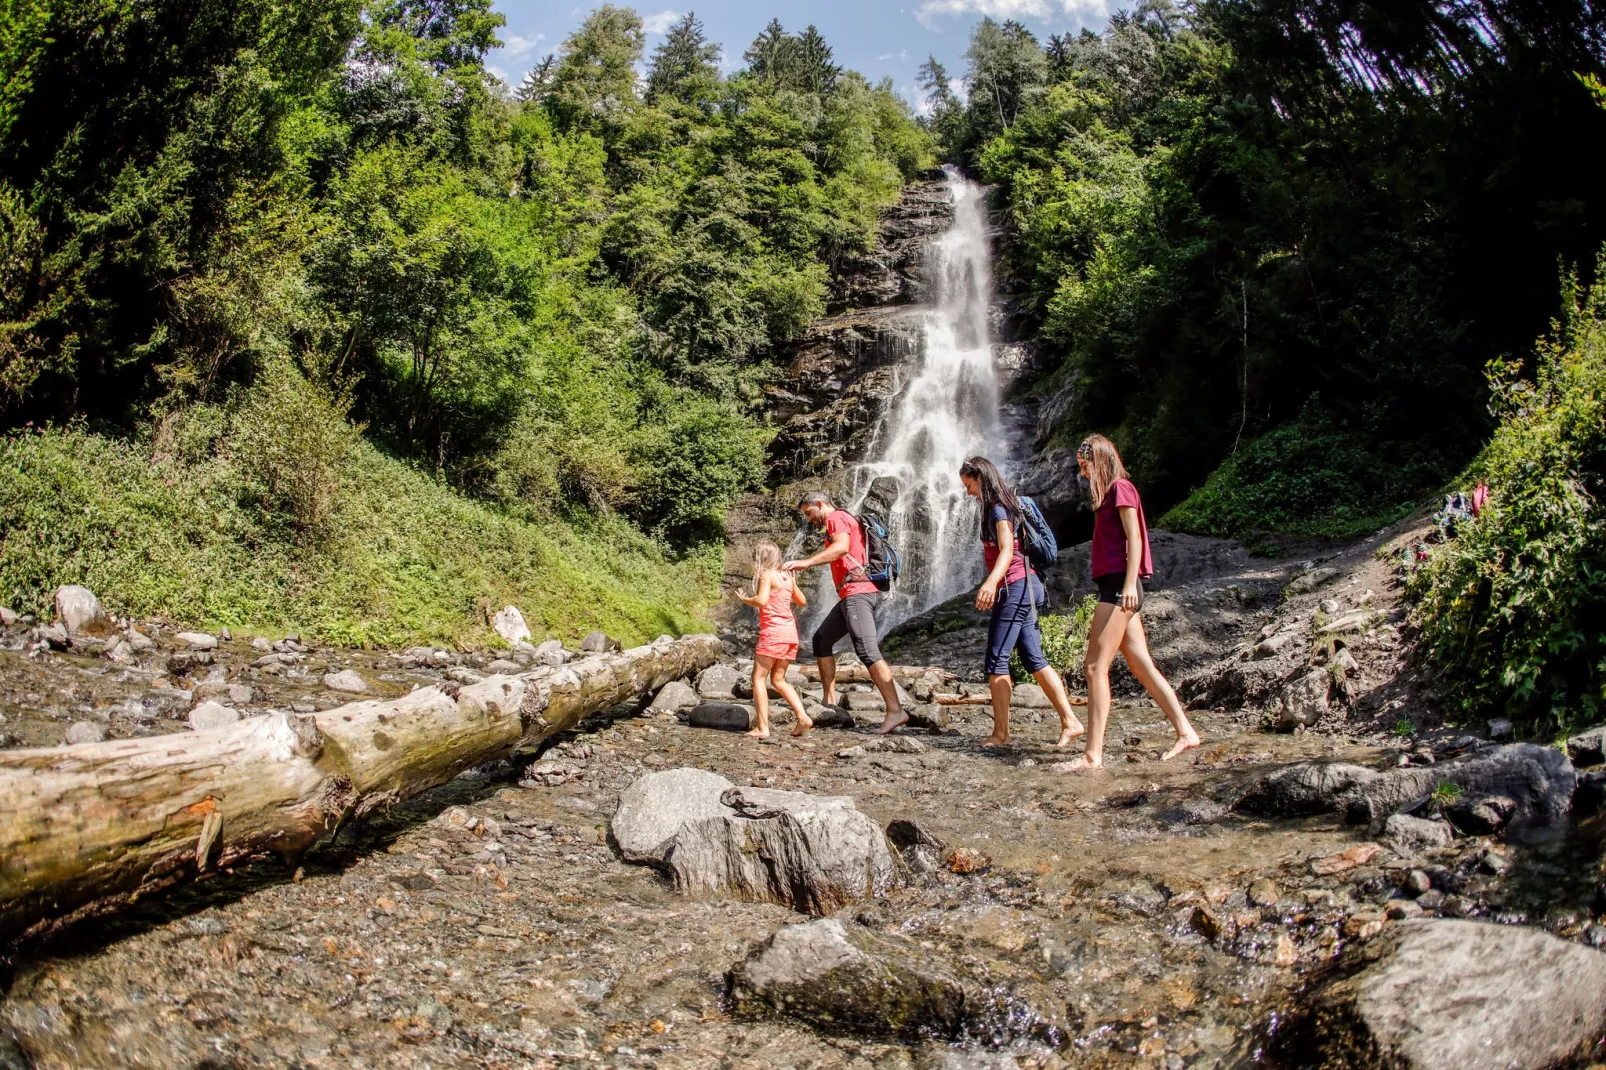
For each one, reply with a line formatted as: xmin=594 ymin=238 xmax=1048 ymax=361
xmin=960 ymin=456 xmax=1023 ymax=542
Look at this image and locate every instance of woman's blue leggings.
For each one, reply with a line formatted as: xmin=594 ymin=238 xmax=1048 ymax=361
xmin=985 ymin=576 xmax=1049 ymax=677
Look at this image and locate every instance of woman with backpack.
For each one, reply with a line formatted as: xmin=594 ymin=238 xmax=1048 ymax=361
xmin=960 ymin=456 xmax=1085 ymax=748
xmin=1061 ymin=434 xmax=1199 ymax=770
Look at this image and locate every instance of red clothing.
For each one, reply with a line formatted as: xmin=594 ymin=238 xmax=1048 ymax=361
xmin=982 ymin=502 xmax=1029 ymax=583
xmin=826 ymin=509 xmax=878 ymax=597
xmin=1091 ymin=478 xmax=1153 ymax=579
xmin=756 ymin=572 xmax=798 ymax=659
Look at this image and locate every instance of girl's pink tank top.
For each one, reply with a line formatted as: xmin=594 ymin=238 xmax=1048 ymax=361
xmin=759 ymin=572 xmax=796 ymax=637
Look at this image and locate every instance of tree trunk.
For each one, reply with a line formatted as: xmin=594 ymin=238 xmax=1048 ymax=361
xmin=0 ymin=634 xmax=721 ymax=944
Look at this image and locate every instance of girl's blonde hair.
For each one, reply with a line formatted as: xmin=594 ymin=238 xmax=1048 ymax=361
xmin=751 ymin=541 xmax=783 ymax=595
xmin=1077 ymin=433 xmax=1130 ymax=510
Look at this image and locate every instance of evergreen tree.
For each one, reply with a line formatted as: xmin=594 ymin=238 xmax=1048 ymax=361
xmin=515 ymin=55 xmax=555 ymax=103
xmin=550 ymin=4 xmax=644 ymax=127
xmin=743 ymin=18 xmax=795 ymax=85
xmin=963 ymin=18 xmax=1046 ymax=136
xmin=792 ymin=25 xmax=840 ymax=94
xmin=645 ymin=11 xmax=720 ymax=104
xmin=918 ymin=55 xmax=955 ymax=114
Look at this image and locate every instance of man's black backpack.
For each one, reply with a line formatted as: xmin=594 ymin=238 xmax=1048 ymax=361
xmin=840 ymin=509 xmax=901 ymax=592
xmin=1017 ymin=495 xmax=1059 ymax=573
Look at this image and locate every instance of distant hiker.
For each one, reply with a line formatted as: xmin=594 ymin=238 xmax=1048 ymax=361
xmin=783 ymin=492 xmax=907 ymax=733
xmin=737 ymin=540 xmax=812 ymax=739
xmin=1063 ymin=435 xmax=1199 ymax=769
xmin=959 ymin=456 xmax=1085 ymax=748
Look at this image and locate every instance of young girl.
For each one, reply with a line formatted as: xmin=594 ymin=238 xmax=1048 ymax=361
xmin=738 ymin=541 xmax=813 ymax=738
xmin=959 ymin=456 xmax=1086 ymax=749
xmin=1063 ymin=435 xmax=1200 ymax=769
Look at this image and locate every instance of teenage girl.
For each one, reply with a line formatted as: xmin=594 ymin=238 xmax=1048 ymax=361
xmin=1062 ymin=435 xmax=1200 ymax=769
xmin=959 ymin=456 xmax=1086 ymax=749
xmin=738 ymin=541 xmax=813 ymax=738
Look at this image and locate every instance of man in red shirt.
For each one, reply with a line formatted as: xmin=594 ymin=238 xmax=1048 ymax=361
xmin=783 ymin=492 xmax=907 ymax=733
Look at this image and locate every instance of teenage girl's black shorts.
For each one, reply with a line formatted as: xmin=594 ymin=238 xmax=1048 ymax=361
xmin=1095 ymin=574 xmax=1145 ymax=611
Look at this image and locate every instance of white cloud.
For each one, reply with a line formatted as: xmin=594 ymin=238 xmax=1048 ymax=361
xmin=641 ymin=9 xmax=682 ymax=34
xmin=914 ymin=0 xmax=1112 ymax=30
xmin=878 ymin=48 xmax=910 ymax=61
xmin=501 ymin=33 xmax=545 ymax=58
xmin=487 ymin=64 xmax=511 ymax=84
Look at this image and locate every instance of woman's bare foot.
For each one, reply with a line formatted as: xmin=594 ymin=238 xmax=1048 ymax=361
xmin=790 ymin=714 xmax=814 ymax=737
xmin=1053 ymin=753 xmax=1103 ymax=772
xmin=875 ymin=709 xmax=909 ymax=734
xmin=746 ymin=726 xmax=770 ymax=739
xmin=1162 ymin=731 xmax=1201 ymax=760
xmin=978 ymin=734 xmax=1011 ymax=747
xmin=1055 ymin=720 xmax=1086 ymax=747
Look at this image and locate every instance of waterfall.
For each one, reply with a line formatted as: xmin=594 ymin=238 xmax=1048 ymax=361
xmin=812 ymin=167 xmax=1005 ymax=633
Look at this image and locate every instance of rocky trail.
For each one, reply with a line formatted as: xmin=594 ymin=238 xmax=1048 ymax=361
xmin=2 ymin=514 xmax=1605 ymax=1069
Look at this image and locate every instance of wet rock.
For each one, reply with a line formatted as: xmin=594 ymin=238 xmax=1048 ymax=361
xmin=188 ymin=701 xmax=242 ymax=731
xmin=1487 ymin=718 xmax=1513 ymax=741
xmin=1344 ymin=743 xmax=1576 ymax=830
xmin=905 ymin=703 xmax=949 ymax=732
xmin=1273 ymin=919 xmax=1606 ymax=1070
xmin=1248 ymin=879 xmax=1281 ymax=908
xmin=1385 ymin=899 xmax=1425 ymax=920
xmin=491 ymin=605 xmax=531 ymax=645
xmin=1286 ymin=567 xmax=1340 ymax=595
xmin=486 ymin=658 xmax=521 ymax=674
xmin=53 ymin=585 xmax=109 ymax=635
xmin=532 ymin=638 xmax=567 ymax=666
xmin=580 ymin=630 xmax=620 ymax=653
xmin=1011 ymin=683 xmax=1052 ymax=709
xmin=696 ymin=662 xmax=744 ymax=698
xmin=1405 ymin=869 xmax=1432 ymax=895
xmin=808 ymin=702 xmax=857 ymax=729
xmin=647 ymin=679 xmax=698 ymax=714
xmin=727 ymin=917 xmax=968 ymax=1039
xmin=65 ymin=721 xmax=106 ymax=744
xmin=945 ymin=847 xmax=991 ymax=875
xmin=611 ymin=768 xmax=735 ymax=863
xmin=1384 ymin=813 xmax=1454 ymax=853
xmin=175 ymin=631 xmax=217 ymax=651
xmin=1161 ymin=799 xmax=1228 ymax=827
xmin=39 ymin=622 xmax=69 ymax=649
xmin=1566 ymin=724 xmax=1605 ymax=767
xmin=1309 ymin=843 xmax=1383 ymax=877
xmin=1443 ymin=793 xmax=1516 ymax=836
xmin=1235 ymin=762 xmax=1382 ymax=817
xmin=837 ymin=736 xmax=927 ymax=757
xmin=687 ymin=702 xmax=754 ymax=732
xmin=322 ymin=669 xmax=368 ymax=694
xmin=1190 ymin=904 xmax=1232 ymax=943
xmin=885 ymin=819 xmax=945 ymax=874
xmin=1271 ymin=669 xmax=1331 ymax=731
xmin=671 ymin=788 xmax=895 ymax=914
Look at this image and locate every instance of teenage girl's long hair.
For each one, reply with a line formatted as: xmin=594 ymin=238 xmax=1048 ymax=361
xmin=751 ymin=540 xmax=783 ymax=596
xmin=1077 ymin=433 xmax=1130 ymax=509
xmin=959 ymin=456 xmax=1023 ymax=541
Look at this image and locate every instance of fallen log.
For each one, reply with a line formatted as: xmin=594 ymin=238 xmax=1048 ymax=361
xmin=933 ymin=692 xmax=1088 ymax=707
xmin=797 ymin=664 xmax=954 ymax=682
xmin=0 ymin=633 xmax=721 ymax=944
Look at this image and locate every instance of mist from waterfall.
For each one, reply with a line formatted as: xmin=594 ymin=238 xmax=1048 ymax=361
xmin=839 ymin=167 xmax=1003 ymax=630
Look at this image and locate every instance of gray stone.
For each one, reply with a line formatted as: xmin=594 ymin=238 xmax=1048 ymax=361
xmin=1277 ymin=919 xmax=1606 ymax=1069
xmin=532 ymin=638 xmax=567 ymax=666
xmin=125 ymin=627 xmax=155 ymax=652
xmin=0 ymin=606 xmax=18 ymax=627
xmin=65 ymin=721 xmax=106 ymax=745
xmin=1332 ymin=647 xmax=1360 ymax=676
xmin=486 ymin=658 xmax=521 ymax=674
xmin=53 ymin=585 xmax=109 ymax=636
xmin=580 ymin=630 xmax=620 ymax=653
xmin=836 ymin=736 xmax=928 ymax=757
xmin=842 ymin=690 xmax=887 ymax=712
xmin=188 ymin=701 xmax=242 ymax=731
xmin=904 ymin=703 xmax=949 ymax=732
xmin=611 ymin=768 xmax=734 ymax=863
xmin=885 ymin=819 xmax=945 ymax=874
xmin=1271 ymin=669 xmax=1331 ymax=731
xmin=696 ymin=662 xmax=744 ymax=698
xmin=1320 ymin=610 xmax=1375 ymax=635
xmin=1487 ymin=718 xmax=1514 ymax=741
xmin=1286 ymin=567 xmax=1341 ymax=595
xmin=1444 ymin=793 xmax=1517 ymax=836
xmin=1011 ymin=683 xmax=1052 ymax=709
xmin=1384 ymin=813 xmax=1454 ymax=853
xmin=251 ymin=636 xmax=272 ymax=652
xmin=322 ymin=669 xmax=368 ymax=694
xmin=1344 ymin=743 xmax=1577 ymax=830
xmin=1161 ymin=799 xmax=1228 ymax=827
xmin=1236 ymin=762 xmax=1382 ymax=817
xmin=1254 ymin=632 xmax=1294 ymax=659
xmin=175 ymin=631 xmax=218 ymax=651
xmin=648 ymin=679 xmax=699 ymax=714
xmin=670 ymin=789 xmax=897 ymax=914
xmin=1405 ymin=869 xmax=1432 ymax=895
xmin=1566 ymin=724 xmax=1605 ymax=767
xmin=807 ymin=702 xmax=858 ymax=730
xmin=688 ymin=702 xmax=754 ymax=732
xmin=491 ymin=605 xmax=531 ymax=645
xmin=727 ymin=918 xmax=969 ymax=1038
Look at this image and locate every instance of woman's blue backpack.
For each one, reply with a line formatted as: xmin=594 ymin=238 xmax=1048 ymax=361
xmin=1017 ymin=496 xmax=1059 ymax=573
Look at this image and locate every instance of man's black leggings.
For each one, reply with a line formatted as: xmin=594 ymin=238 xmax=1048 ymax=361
xmin=811 ymin=592 xmax=884 ymax=667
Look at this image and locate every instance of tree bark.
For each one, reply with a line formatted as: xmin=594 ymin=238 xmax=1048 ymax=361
xmin=0 ymin=634 xmax=721 ymax=944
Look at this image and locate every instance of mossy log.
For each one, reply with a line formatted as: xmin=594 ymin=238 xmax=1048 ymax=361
xmin=0 ymin=634 xmax=721 ymax=944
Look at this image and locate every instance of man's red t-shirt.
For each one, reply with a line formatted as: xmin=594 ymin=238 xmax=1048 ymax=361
xmin=826 ymin=509 xmax=879 ymax=597
xmin=1091 ymin=478 xmax=1154 ymax=580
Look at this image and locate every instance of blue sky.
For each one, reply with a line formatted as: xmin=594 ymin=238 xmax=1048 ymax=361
xmin=486 ymin=0 xmax=1118 ymax=112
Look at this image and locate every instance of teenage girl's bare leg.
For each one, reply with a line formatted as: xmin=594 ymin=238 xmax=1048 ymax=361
xmin=1033 ymin=664 xmax=1085 ymax=746
xmin=771 ymin=661 xmax=813 ymax=736
xmin=1120 ymin=614 xmax=1200 ymax=759
xmin=980 ymin=673 xmax=1012 ymax=746
xmin=1061 ymin=602 xmax=1131 ymax=771
xmin=747 ymin=657 xmax=774 ymax=738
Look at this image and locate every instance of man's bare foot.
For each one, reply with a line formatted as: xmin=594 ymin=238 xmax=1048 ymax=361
xmin=978 ymin=734 xmax=1011 ymax=747
xmin=790 ymin=715 xmax=814 ymax=737
xmin=1052 ymin=754 xmax=1104 ymax=772
xmin=746 ymin=726 xmax=770 ymax=739
xmin=1055 ymin=721 xmax=1086 ymax=747
xmin=1162 ymin=731 xmax=1201 ymax=761
xmin=874 ymin=709 xmax=909 ymax=734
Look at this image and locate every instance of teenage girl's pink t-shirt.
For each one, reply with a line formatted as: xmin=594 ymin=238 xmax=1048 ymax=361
xmin=1091 ymin=478 xmax=1153 ymax=579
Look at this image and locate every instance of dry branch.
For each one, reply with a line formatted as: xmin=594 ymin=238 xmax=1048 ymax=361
xmin=932 ymin=693 xmax=1088 ymax=706
xmin=0 ymin=634 xmax=721 ymax=944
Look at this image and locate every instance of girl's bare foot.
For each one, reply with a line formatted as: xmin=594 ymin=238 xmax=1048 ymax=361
xmin=978 ymin=734 xmax=1010 ymax=747
xmin=1162 ymin=731 xmax=1201 ymax=760
xmin=746 ymin=727 xmax=770 ymax=739
xmin=790 ymin=715 xmax=814 ymax=737
xmin=1053 ymin=754 xmax=1103 ymax=772
xmin=1055 ymin=721 xmax=1086 ymax=747
xmin=875 ymin=709 xmax=909 ymax=734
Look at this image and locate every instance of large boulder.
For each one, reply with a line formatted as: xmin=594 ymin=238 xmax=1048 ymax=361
xmin=688 ymin=702 xmax=754 ymax=731
xmin=1344 ymin=743 xmax=1575 ymax=830
xmin=1235 ymin=762 xmax=1383 ymax=817
xmin=670 ymin=787 xmax=896 ymax=914
xmin=52 ymin=585 xmax=109 ymax=636
xmin=696 ymin=662 xmax=744 ymax=698
xmin=491 ymin=605 xmax=531 ymax=645
xmin=580 ymin=630 xmax=620 ymax=653
xmin=1272 ymin=919 xmax=1606 ymax=1069
xmin=647 ymin=679 xmax=698 ymax=715
xmin=1383 ymin=813 xmax=1454 ymax=853
xmin=611 ymin=768 xmax=734 ymax=863
xmin=727 ymin=918 xmax=968 ymax=1038
xmin=1567 ymin=725 xmax=1605 ymax=768
xmin=1270 ymin=669 xmax=1331 ymax=731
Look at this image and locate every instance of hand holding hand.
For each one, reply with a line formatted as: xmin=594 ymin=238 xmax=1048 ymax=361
xmin=975 ymin=581 xmax=998 ymax=611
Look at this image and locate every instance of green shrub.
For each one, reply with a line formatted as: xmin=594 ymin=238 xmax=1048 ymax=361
xmin=1158 ymin=405 xmax=1446 ymax=541
xmin=1013 ymin=594 xmax=1099 ymax=683
xmin=230 ymin=360 xmax=363 ymax=534
xmin=1408 ymin=261 xmax=1606 ymax=736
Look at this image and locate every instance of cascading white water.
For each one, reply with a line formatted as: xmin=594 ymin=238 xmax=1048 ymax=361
xmin=836 ymin=167 xmax=1005 ymax=628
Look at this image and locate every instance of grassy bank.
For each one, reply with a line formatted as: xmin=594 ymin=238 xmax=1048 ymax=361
xmin=0 ymin=426 xmax=715 ymax=647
